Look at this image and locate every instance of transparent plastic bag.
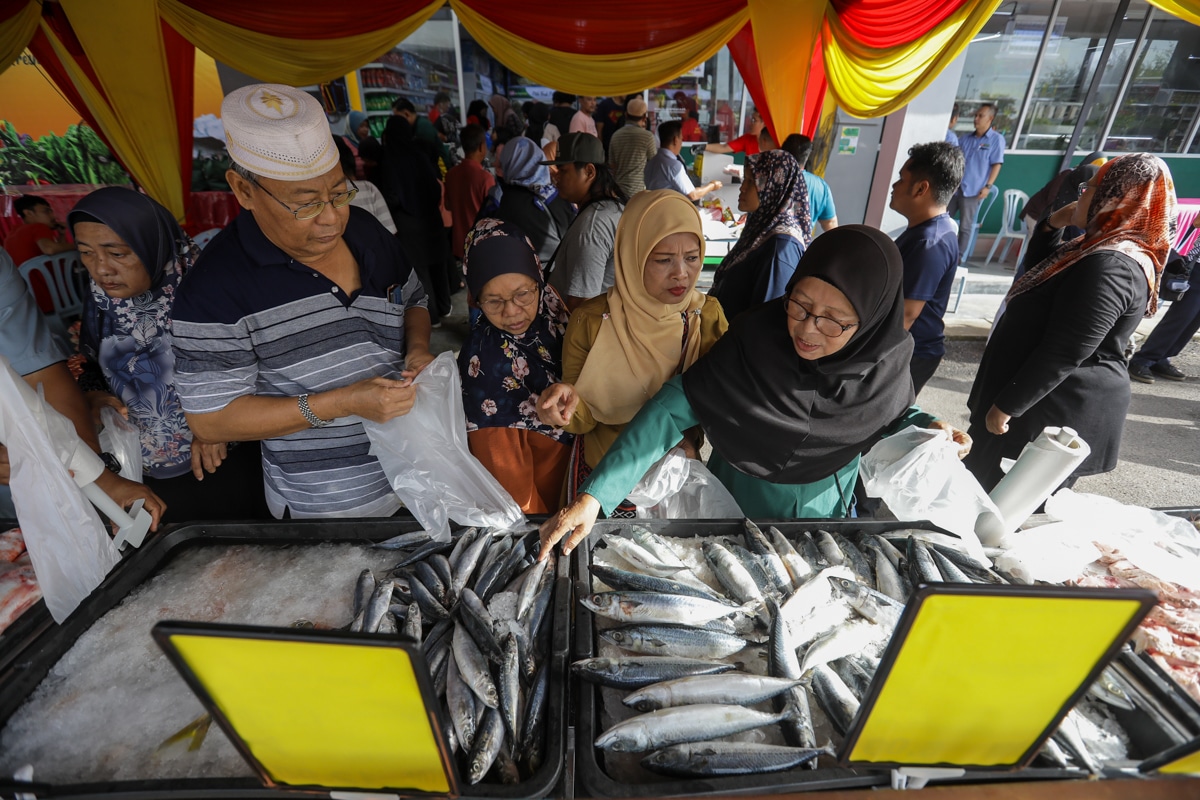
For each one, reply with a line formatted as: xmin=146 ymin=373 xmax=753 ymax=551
xmin=0 ymin=358 xmax=118 ymax=622
xmin=97 ymin=406 xmax=142 ymax=482
xmin=628 ymin=448 xmax=744 ymax=519
xmin=860 ymin=426 xmax=997 ymax=552
xmin=361 ymin=352 xmax=525 ymax=541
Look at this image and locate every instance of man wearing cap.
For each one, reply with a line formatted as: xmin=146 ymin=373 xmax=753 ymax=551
xmin=541 ymin=132 xmax=627 ymax=311
xmin=171 ymin=84 xmax=434 ymax=519
xmin=607 ymin=97 xmax=658 ymax=198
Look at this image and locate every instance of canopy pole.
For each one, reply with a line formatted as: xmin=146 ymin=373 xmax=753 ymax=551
xmin=1097 ymin=6 xmax=1154 ymax=153
xmin=451 ymin=9 xmax=466 ymax=118
xmin=1011 ymin=0 xmax=1062 ymax=152
xmin=738 ymin=83 xmax=749 ymax=137
xmin=1058 ymin=0 xmax=1131 ymax=172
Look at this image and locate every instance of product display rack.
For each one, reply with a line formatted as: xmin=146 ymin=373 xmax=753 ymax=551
xmin=359 ymin=50 xmax=456 ymax=138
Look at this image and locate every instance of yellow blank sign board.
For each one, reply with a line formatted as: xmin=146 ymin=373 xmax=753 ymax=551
xmin=845 ymin=586 xmax=1155 ymax=768
xmin=159 ymin=624 xmax=451 ymax=792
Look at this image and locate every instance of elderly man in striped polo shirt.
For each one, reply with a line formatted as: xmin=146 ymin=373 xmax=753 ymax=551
xmin=172 ymin=84 xmax=434 ymax=519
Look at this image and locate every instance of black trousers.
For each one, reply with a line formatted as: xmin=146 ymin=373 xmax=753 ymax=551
xmin=909 ymin=355 xmax=943 ymax=397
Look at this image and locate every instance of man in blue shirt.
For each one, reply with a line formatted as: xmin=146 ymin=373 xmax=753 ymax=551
xmin=780 ymin=134 xmax=838 ymax=238
xmin=890 ymin=141 xmax=965 ymax=395
xmin=945 ymin=103 xmax=960 ymax=145
xmin=946 ymin=103 xmax=1004 ymax=260
xmin=644 ymin=121 xmax=722 ymax=202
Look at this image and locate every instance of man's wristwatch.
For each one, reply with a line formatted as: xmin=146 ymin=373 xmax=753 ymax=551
xmin=298 ymin=394 xmax=331 ymax=428
xmin=100 ymin=452 xmax=122 ymax=474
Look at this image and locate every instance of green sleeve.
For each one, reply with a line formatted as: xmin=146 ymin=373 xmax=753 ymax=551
xmin=579 ymin=375 xmax=699 ymax=515
xmin=884 ymin=405 xmax=937 ymax=436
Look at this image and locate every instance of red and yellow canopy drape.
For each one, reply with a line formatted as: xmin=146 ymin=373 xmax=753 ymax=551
xmin=3 ymin=0 xmax=1197 ymax=223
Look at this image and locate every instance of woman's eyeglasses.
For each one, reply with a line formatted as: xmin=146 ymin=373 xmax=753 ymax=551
xmin=1077 ymin=181 xmax=1096 ymax=199
xmin=479 ymin=287 xmax=539 ymax=315
xmin=786 ymin=299 xmax=858 ymax=338
xmin=251 ymin=176 xmax=358 ymax=221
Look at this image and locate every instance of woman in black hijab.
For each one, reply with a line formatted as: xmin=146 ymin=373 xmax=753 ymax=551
xmin=539 ymin=225 xmax=971 ymax=556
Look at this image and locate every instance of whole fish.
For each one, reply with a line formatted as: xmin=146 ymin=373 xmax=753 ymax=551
xmin=799 ymin=619 xmax=889 ymax=675
xmin=456 ymin=587 xmax=504 ymax=662
xmin=364 ymin=579 xmax=395 ymax=634
xmin=766 ymin=598 xmax=816 ymax=755
xmin=810 ymin=665 xmax=860 ymax=736
xmin=515 ymin=557 xmax=552 ymax=622
xmin=589 ymin=563 xmax=724 ymax=602
xmin=1086 ymin=666 xmax=1136 ymax=711
xmin=478 ymin=531 xmax=540 ymax=602
xmin=703 ymin=542 xmax=765 ymax=608
xmin=447 ymin=526 xmax=479 ymax=572
xmin=580 ymin=591 xmax=744 ymax=626
xmin=831 ymin=532 xmax=873 ymax=586
xmin=796 ymin=531 xmax=829 ymax=569
xmin=814 ymin=530 xmax=846 ymax=567
xmin=572 ymin=657 xmax=737 ymax=690
xmin=929 ymin=543 xmax=1008 ymax=584
xmin=867 ymin=534 xmax=906 ymax=571
xmin=400 ymin=601 xmax=422 ymax=644
xmin=413 ymin=561 xmax=448 ymax=606
xmin=600 ymin=535 xmax=690 ymax=577
xmin=906 ymin=536 xmax=942 ymax=587
xmin=626 ymin=526 xmax=688 ymax=569
xmin=352 ymin=568 xmax=376 ymax=621
xmin=869 ymin=547 xmax=908 ymax=603
xmin=596 ymin=703 xmax=793 ymax=752
xmin=601 ymin=625 xmax=748 ymax=660
xmin=519 ymin=659 xmax=550 ymax=766
xmin=830 ymin=657 xmax=874 ymax=702
xmin=778 ymin=565 xmax=855 ymax=634
xmin=729 ymin=543 xmax=777 ymax=598
xmin=742 ymin=520 xmax=793 ymax=595
xmin=642 ymin=741 xmax=829 ymax=777
xmin=452 ymin=623 xmax=499 ymax=709
xmin=446 ymin=649 xmax=477 ymax=752
xmin=374 ymin=530 xmax=436 ymax=551
xmin=389 ymin=538 xmax=456 ymax=570
xmin=827 ymin=576 xmax=903 ymax=629
xmin=519 ymin=557 xmax=557 ymax=641
xmin=623 ymin=673 xmax=804 ymax=712
xmin=929 ymin=547 xmax=973 ymax=583
xmin=768 ymin=526 xmax=813 ymax=586
xmin=498 ymin=633 xmax=521 ymax=751
xmin=409 ymin=573 xmax=451 ymax=622
xmin=467 ymin=706 xmax=506 ymax=784
xmin=429 ymin=554 xmax=454 ymax=602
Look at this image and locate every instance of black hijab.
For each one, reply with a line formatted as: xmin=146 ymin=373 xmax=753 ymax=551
xmin=381 ymin=116 xmax=441 ymax=217
xmin=682 ymin=225 xmax=915 ymax=484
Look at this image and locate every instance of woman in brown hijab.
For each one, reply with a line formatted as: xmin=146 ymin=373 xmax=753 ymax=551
xmin=537 ymin=190 xmax=727 ymax=516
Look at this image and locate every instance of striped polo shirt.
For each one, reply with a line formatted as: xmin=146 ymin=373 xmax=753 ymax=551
xmin=171 ymin=206 xmax=427 ymax=519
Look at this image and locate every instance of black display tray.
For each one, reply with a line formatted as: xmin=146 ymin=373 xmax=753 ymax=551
xmin=569 ymin=518 xmax=1200 ymax=797
xmin=0 ymin=520 xmax=570 ymax=800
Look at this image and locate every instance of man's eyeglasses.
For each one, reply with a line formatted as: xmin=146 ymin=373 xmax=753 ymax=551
xmin=250 ymin=176 xmax=358 ymax=221
xmin=479 ymin=287 xmax=539 ymax=316
xmin=786 ymin=298 xmax=858 ymax=338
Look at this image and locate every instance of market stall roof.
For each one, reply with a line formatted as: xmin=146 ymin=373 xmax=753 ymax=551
xmin=2 ymin=0 xmax=1198 ymax=223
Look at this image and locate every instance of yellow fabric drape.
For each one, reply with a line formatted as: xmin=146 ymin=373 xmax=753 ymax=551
xmin=158 ymin=0 xmax=442 ymax=86
xmin=747 ymin=0 xmax=825 ymax=141
xmin=451 ymin=1 xmax=749 ymax=96
xmin=48 ymin=1 xmax=185 ymax=220
xmin=1148 ymin=0 xmax=1200 ymax=24
xmin=0 ymin=1 xmax=38 ymax=75
xmin=822 ymin=0 xmax=1001 ymax=119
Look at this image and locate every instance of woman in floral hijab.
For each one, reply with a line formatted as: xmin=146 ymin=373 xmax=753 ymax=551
xmin=458 ymin=219 xmax=573 ymax=513
xmin=709 ymin=148 xmax=809 ymax=320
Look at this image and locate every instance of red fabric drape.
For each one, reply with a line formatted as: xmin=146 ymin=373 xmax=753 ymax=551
xmin=726 ymin=22 xmax=774 ymax=139
xmin=26 ymin=27 xmax=108 ymax=147
xmin=161 ymin=20 xmax=196 ymax=211
xmin=802 ymin=38 xmax=825 ymax=139
xmin=830 ymin=0 xmax=967 ymax=48
xmin=454 ymin=0 xmax=741 ymax=54
xmin=0 ymin=0 xmax=27 ymax=23
xmin=175 ymin=0 xmax=449 ymax=39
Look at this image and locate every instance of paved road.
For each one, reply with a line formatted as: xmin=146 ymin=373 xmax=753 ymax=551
xmin=917 ymin=339 xmax=1200 ymax=511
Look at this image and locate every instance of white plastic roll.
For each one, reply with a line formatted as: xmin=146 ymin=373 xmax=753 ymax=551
xmin=974 ymin=426 xmax=1091 ymax=546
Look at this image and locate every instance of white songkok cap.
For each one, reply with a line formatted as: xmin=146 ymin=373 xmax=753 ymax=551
xmin=221 ymin=84 xmax=338 ymax=181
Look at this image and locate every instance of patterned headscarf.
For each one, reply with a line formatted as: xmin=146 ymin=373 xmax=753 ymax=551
xmin=69 ymin=187 xmax=197 ymax=479
xmin=713 ymin=149 xmax=808 ymax=282
xmin=458 ymin=219 xmax=572 ymax=442
xmin=1008 ymin=153 xmax=1176 ymax=317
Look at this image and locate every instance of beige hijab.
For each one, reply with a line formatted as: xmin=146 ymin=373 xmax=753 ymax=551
xmin=575 ymin=190 xmax=707 ymax=425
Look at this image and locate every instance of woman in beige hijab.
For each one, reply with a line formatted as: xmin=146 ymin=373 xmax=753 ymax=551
xmin=537 ymin=190 xmax=728 ymax=515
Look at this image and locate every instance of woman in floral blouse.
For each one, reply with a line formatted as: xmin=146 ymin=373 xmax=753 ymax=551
xmin=70 ymin=187 xmax=268 ymax=521
xmin=458 ymin=219 xmax=573 ymax=513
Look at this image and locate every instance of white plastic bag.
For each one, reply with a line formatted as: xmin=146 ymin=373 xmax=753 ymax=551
xmin=627 ymin=448 xmax=744 ymax=519
xmin=0 ymin=357 xmax=118 ymax=622
xmin=97 ymin=406 xmax=142 ymax=482
xmin=860 ymin=426 xmax=999 ymax=549
xmin=361 ymin=352 xmax=525 ymax=541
